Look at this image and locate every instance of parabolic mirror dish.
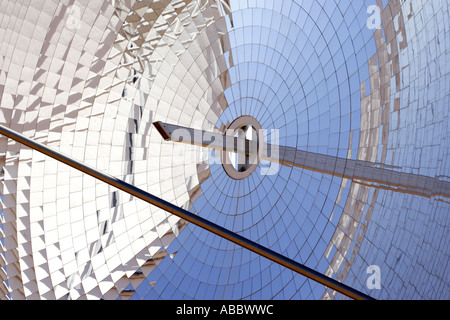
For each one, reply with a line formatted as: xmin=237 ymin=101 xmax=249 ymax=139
xmin=0 ymin=0 xmax=448 ymax=300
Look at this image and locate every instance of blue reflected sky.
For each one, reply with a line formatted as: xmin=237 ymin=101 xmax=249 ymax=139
xmin=130 ymin=0 xmax=449 ymax=300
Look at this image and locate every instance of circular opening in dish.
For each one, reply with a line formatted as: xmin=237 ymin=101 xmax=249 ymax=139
xmin=221 ymin=116 xmax=263 ymax=180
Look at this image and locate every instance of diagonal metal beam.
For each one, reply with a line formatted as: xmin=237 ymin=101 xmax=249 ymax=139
xmin=0 ymin=124 xmax=373 ymax=300
xmin=154 ymin=121 xmax=450 ymax=200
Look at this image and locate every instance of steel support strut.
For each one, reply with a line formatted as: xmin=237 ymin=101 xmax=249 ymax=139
xmin=153 ymin=121 xmax=450 ymax=200
xmin=0 ymin=124 xmax=374 ymax=300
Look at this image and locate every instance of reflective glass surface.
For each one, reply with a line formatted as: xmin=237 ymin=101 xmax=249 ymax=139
xmin=0 ymin=0 xmax=448 ymax=300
